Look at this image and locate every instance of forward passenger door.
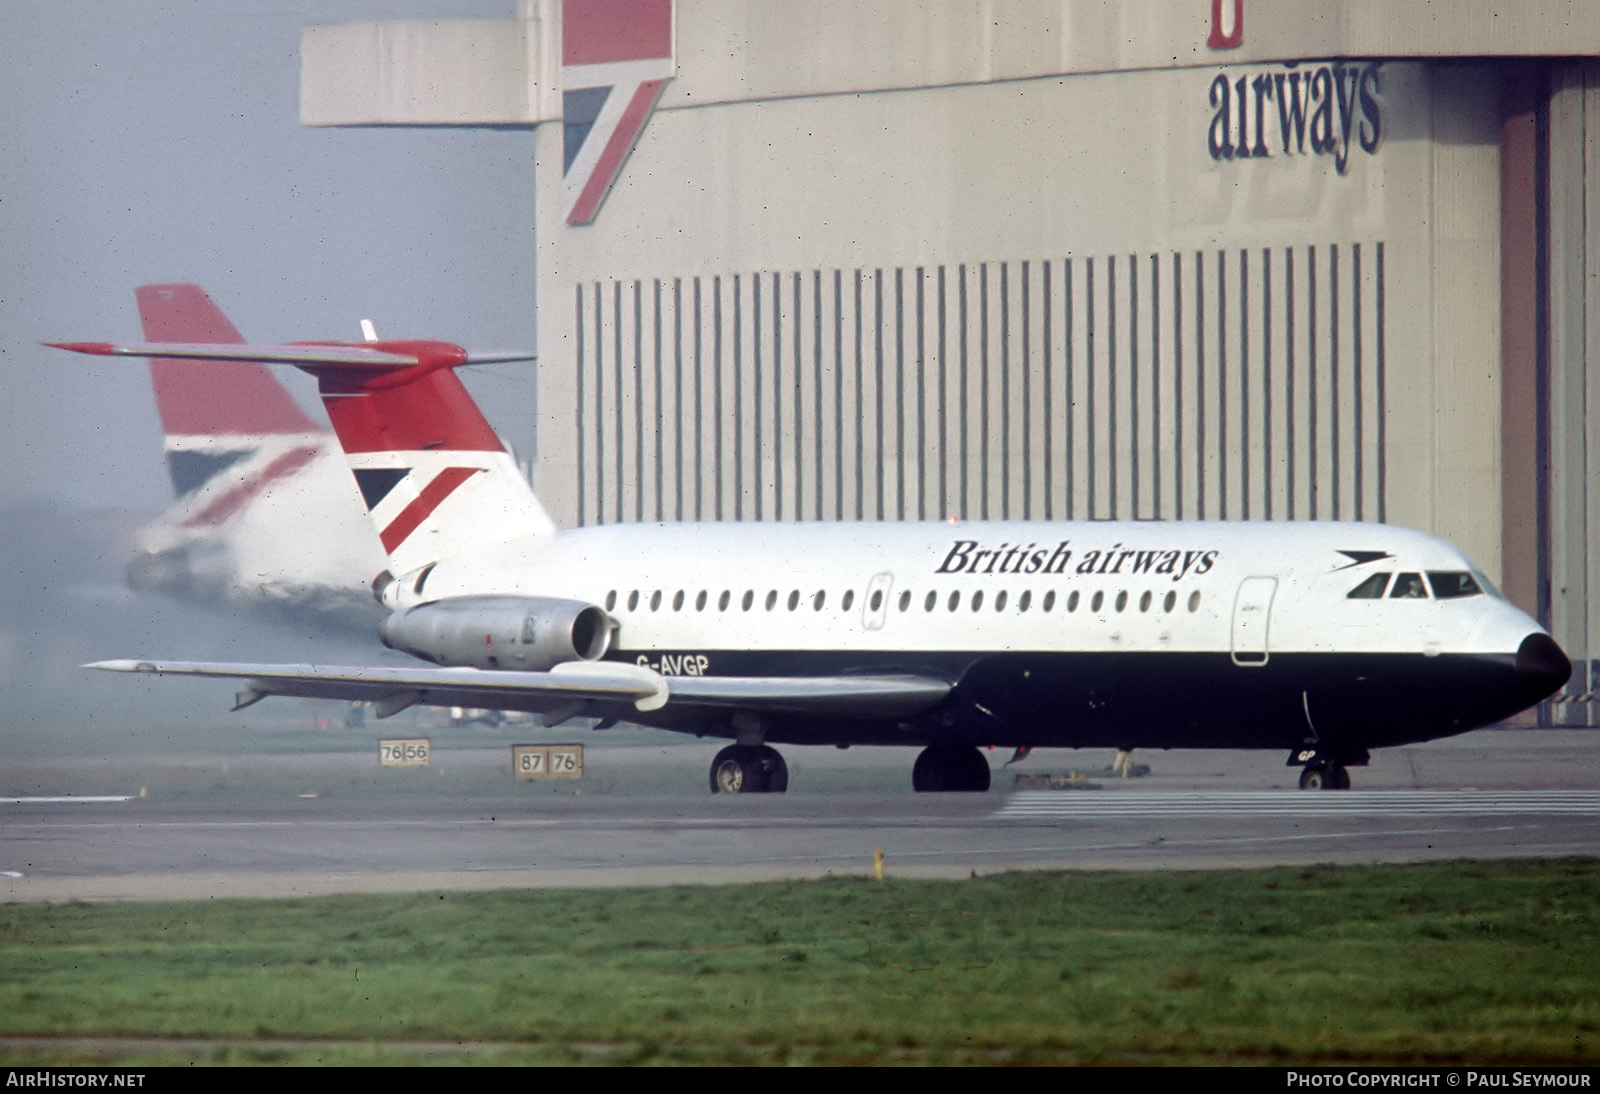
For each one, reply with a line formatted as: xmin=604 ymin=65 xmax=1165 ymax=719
xmin=1231 ymin=576 xmax=1278 ymax=666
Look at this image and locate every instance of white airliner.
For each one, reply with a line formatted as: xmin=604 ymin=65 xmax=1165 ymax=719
xmin=123 ymin=285 xmax=385 ymax=632
xmin=51 ymin=327 xmax=1571 ymax=793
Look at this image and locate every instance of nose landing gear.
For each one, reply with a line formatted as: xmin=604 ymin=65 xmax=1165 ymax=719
xmin=1289 ymin=747 xmax=1365 ymax=790
xmin=1298 ymin=762 xmax=1351 ymax=790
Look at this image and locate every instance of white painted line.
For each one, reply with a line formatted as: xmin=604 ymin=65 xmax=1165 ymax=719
xmin=995 ymin=790 xmax=1600 ymax=819
xmin=1 ymin=796 xmax=135 ymax=804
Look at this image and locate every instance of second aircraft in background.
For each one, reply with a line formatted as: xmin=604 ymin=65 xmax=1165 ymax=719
xmin=125 ymin=285 xmax=385 ymax=632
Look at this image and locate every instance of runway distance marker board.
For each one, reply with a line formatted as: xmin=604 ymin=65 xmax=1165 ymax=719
xmin=379 ymin=738 xmax=431 ymax=766
xmin=513 ymin=744 xmax=583 ymax=780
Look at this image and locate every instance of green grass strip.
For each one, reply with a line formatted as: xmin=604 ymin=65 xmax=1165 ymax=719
xmin=3 ymin=860 xmax=1597 ymax=1065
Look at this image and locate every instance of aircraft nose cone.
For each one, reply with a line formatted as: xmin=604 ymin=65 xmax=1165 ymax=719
xmin=1516 ymin=632 xmax=1571 ymax=701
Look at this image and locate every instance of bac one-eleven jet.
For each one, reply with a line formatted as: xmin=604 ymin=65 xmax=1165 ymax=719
xmin=51 ymin=323 xmax=1570 ymax=793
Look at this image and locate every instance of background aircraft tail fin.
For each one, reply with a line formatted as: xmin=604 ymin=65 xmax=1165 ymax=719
xmin=135 ymin=284 xmax=322 ymax=498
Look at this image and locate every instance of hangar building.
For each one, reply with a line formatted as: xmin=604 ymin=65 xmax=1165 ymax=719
xmin=300 ymin=0 xmax=1600 ymax=723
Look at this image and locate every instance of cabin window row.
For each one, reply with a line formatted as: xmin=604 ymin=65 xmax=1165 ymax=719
xmin=603 ymin=587 xmax=1204 ymax=615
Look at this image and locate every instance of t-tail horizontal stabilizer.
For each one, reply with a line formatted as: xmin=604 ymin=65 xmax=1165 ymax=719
xmin=46 ymin=341 xmax=535 ymax=370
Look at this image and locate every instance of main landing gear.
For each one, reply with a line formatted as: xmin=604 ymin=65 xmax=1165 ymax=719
xmin=709 ymin=744 xmax=789 ymax=794
xmin=707 ymin=743 xmax=994 ymax=793
xmin=912 ymin=745 xmax=992 ymax=792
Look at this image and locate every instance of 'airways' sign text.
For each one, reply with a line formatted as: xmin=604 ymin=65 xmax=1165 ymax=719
xmin=1208 ymin=61 xmax=1382 ymax=176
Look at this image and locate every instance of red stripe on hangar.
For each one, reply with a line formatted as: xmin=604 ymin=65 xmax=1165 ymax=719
xmin=562 ymin=0 xmax=671 ymax=65
xmin=568 ymin=78 xmax=669 ymax=226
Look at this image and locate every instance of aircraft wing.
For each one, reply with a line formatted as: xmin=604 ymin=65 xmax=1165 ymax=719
xmin=85 ymin=659 xmax=952 ymax=720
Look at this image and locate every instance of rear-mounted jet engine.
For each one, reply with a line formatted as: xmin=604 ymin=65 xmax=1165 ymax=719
xmin=380 ymin=596 xmax=613 ymax=671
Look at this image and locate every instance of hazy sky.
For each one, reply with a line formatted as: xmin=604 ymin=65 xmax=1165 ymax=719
xmin=0 ymin=1 xmax=538 ymax=514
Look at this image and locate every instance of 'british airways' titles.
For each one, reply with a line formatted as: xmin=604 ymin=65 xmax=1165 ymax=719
xmin=936 ymin=540 xmax=1218 ymax=582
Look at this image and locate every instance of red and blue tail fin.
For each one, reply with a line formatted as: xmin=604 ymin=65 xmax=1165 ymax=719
xmin=310 ymin=339 xmax=556 ymax=574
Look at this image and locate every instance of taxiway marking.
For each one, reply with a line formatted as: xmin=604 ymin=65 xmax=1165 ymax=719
xmin=995 ymin=790 xmax=1600 ymax=818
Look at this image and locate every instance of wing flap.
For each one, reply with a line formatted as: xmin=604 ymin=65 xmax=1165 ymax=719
xmin=667 ymin=674 xmax=951 ymax=716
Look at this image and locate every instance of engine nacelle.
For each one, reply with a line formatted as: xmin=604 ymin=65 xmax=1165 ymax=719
xmin=380 ymin=596 xmax=613 ymax=671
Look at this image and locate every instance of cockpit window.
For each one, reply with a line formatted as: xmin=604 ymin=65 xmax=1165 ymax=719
xmin=1428 ymin=571 xmax=1483 ymax=599
xmin=1346 ymin=573 xmax=1391 ymax=599
xmin=1389 ymin=572 xmax=1429 ymax=599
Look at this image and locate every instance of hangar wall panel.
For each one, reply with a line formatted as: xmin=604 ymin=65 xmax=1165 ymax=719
xmin=567 ymin=246 xmax=1392 ymax=531
xmin=301 ymin=1 xmax=1600 ymax=130
xmin=1547 ymin=62 xmax=1600 ymax=724
xmin=536 ymin=59 xmax=1505 ymax=584
xmin=547 ymin=63 xmax=1420 ymax=275
xmin=1422 ymin=66 xmax=1506 ymax=582
xmin=300 ymin=18 xmax=549 ymax=125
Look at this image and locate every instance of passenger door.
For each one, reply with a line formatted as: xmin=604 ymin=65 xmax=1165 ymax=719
xmin=1231 ymin=576 xmax=1278 ymax=666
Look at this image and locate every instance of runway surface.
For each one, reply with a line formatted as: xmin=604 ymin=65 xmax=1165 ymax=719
xmin=3 ymin=727 xmax=1597 ymax=901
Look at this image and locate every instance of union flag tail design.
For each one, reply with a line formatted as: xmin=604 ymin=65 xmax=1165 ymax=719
xmin=49 ymin=331 xmax=551 ymax=579
xmin=115 ymin=286 xmax=386 ymax=628
xmin=314 ymin=341 xmax=556 ymax=575
xmin=137 ymin=284 xmax=324 ymax=499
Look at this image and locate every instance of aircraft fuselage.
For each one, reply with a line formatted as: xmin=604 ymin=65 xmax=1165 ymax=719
xmin=390 ymin=518 xmax=1568 ymax=758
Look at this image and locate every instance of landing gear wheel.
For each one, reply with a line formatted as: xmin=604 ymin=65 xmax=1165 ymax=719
xmin=757 ymin=745 xmax=789 ymax=793
xmin=709 ymin=744 xmax=789 ymax=794
xmin=711 ymin=746 xmax=765 ymax=793
xmin=1299 ymin=763 xmax=1351 ymax=790
xmin=912 ymin=745 xmax=992 ymax=792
